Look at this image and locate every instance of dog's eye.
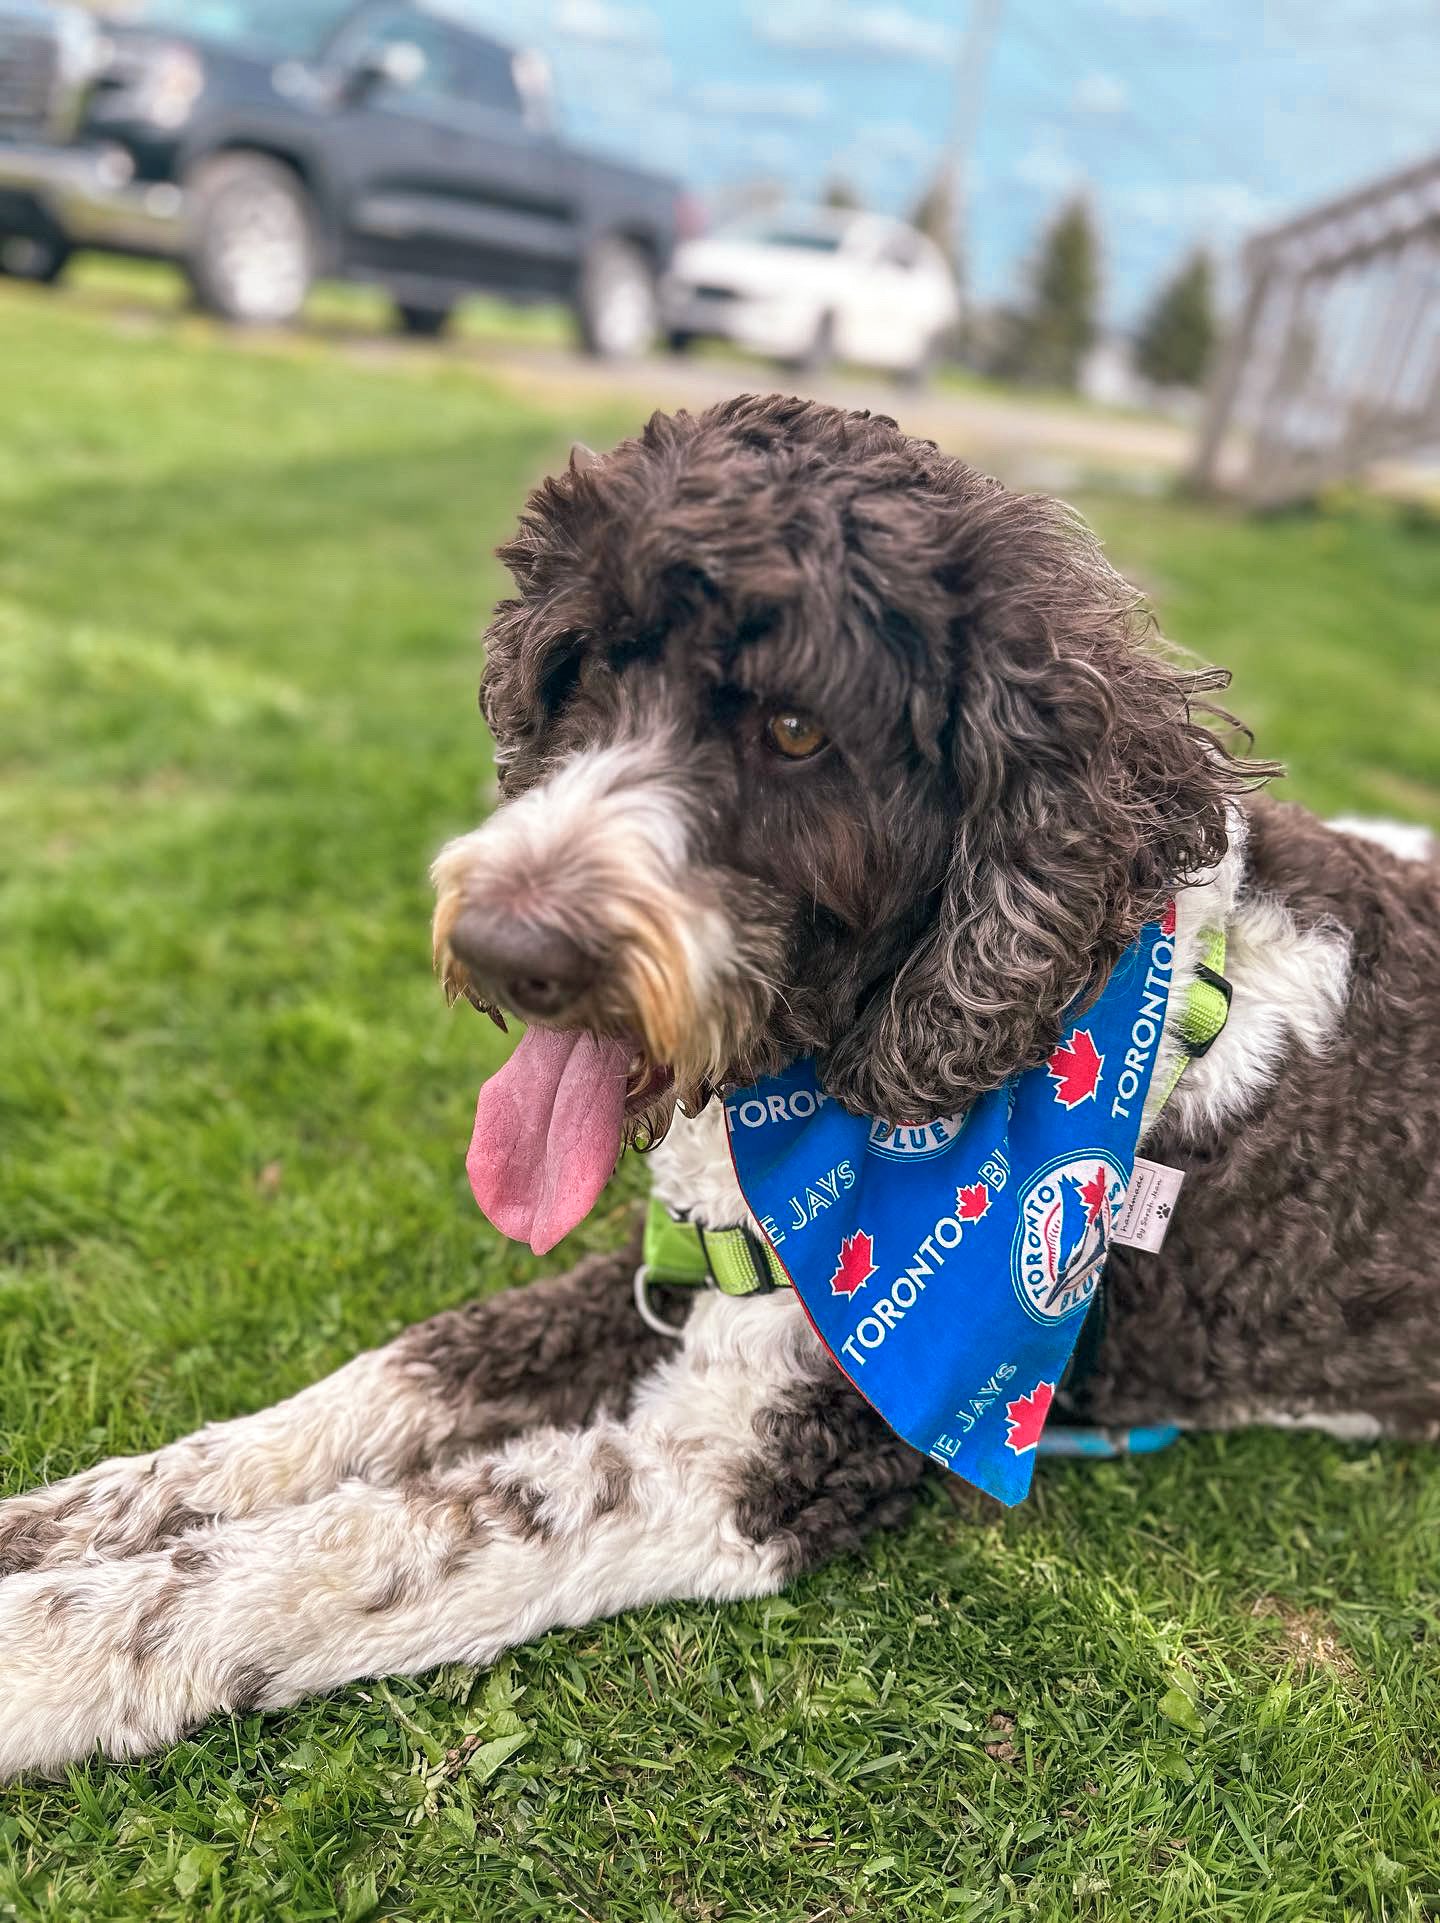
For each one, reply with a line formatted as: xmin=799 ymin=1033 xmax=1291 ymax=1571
xmin=764 ymin=711 xmax=828 ymax=761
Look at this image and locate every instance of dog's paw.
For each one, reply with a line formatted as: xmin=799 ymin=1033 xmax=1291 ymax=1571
xmin=0 ymin=1449 xmax=215 ymax=1578
xmin=0 ymin=1549 xmax=242 ymax=1778
xmin=0 ymin=1493 xmax=74 ymax=1580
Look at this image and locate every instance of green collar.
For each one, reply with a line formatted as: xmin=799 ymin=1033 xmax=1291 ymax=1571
xmin=1149 ymin=923 xmax=1231 ymax=1115
xmin=642 ymin=1199 xmax=789 ymax=1293
xmin=642 ymin=926 xmax=1230 ymax=1301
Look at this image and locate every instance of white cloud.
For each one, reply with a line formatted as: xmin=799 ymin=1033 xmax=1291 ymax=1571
xmin=829 ymin=119 xmax=943 ymax=204
xmin=752 ymin=1 xmax=956 ymax=62
xmin=692 ymin=79 xmax=829 ymax=120
xmin=743 ymin=130 xmax=803 ymax=171
xmin=423 ymin=0 xmax=549 ymax=30
xmin=552 ymin=0 xmax=659 ymax=45
xmin=1013 ymin=129 xmax=1082 ymax=195
xmin=1072 ymin=69 xmax=1128 ymax=114
xmin=571 ymin=47 xmax=673 ymax=94
xmin=1115 ymin=180 xmax=1272 ymax=234
xmin=849 ymin=118 xmax=936 ymax=162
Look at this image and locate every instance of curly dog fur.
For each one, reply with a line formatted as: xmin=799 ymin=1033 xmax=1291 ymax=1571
xmin=0 ymin=395 xmax=1435 ymax=1776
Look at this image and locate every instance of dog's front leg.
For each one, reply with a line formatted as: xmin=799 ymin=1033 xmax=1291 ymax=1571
xmin=0 ymin=1295 xmax=925 ymax=1777
xmin=0 ymin=1240 xmax=672 ymax=1579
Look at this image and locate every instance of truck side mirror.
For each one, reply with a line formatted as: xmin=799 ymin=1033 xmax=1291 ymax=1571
xmin=341 ymin=39 xmax=426 ymax=104
xmin=512 ymin=47 xmax=556 ymax=133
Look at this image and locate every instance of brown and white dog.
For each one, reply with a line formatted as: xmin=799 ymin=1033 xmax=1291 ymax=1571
xmin=1 ymin=395 xmax=1437 ymax=1777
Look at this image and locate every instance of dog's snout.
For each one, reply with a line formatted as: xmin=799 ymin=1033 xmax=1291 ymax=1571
xmin=448 ymin=908 xmax=597 ymax=1020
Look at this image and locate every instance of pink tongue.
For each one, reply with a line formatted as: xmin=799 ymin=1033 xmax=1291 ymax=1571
xmin=466 ymin=1027 xmax=632 ymax=1256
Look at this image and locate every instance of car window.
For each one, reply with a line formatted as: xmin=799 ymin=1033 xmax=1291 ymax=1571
xmin=456 ymin=38 xmax=522 ymax=114
xmin=761 ymin=229 xmax=843 ymax=253
xmin=340 ymin=4 xmax=463 ymax=104
xmin=718 ymin=219 xmax=845 ymax=253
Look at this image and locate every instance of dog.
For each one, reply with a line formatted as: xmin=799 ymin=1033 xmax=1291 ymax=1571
xmin=1 ymin=393 xmax=1437 ymax=1777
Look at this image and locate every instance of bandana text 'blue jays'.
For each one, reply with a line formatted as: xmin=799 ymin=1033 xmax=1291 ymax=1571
xmin=724 ymin=918 xmax=1175 ymax=1504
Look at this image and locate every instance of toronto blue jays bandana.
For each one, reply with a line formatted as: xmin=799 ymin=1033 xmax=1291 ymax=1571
xmin=724 ymin=917 xmax=1175 ymax=1505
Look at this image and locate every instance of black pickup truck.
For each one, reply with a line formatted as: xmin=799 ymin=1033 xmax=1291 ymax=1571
xmin=0 ymin=0 xmax=683 ymax=349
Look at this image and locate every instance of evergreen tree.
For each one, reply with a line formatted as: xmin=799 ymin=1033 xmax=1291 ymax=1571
xmin=1134 ymin=249 xmax=1217 ymax=388
xmin=1007 ymin=197 xmax=1100 ymax=389
xmin=822 ymin=177 xmax=863 ymax=213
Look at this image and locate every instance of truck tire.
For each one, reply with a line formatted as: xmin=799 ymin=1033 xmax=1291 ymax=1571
xmin=394 ymin=301 xmax=454 ymax=338
xmin=575 ymin=235 xmax=657 ymax=360
xmin=184 ymin=154 xmax=315 ymax=327
xmin=0 ymin=232 xmax=72 ymax=285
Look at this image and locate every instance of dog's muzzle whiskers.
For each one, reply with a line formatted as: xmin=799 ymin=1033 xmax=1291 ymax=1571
xmin=429 ymin=745 xmax=779 ymax=1117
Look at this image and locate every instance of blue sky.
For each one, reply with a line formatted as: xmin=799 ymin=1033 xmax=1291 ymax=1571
xmin=469 ymin=0 xmax=1440 ymax=324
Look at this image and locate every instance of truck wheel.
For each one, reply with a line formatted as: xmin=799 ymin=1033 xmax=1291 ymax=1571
xmin=0 ymin=232 xmax=72 ymax=284
xmin=394 ymin=301 xmax=454 ymax=338
xmin=575 ymin=236 xmax=657 ymax=360
xmin=185 ymin=154 xmax=315 ymax=326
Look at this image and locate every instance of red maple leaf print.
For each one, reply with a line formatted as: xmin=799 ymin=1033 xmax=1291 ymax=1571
xmin=1078 ymin=1164 xmax=1110 ymax=1226
xmin=830 ymin=1229 xmax=877 ymax=1297
xmin=1004 ymin=1381 xmax=1055 ymax=1454
xmin=1047 ymin=1029 xmax=1103 ymax=1108
xmin=956 ymin=1181 xmax=991 ymax=1223
xmin=1160 ymin=899 xmax=1177 ymax=938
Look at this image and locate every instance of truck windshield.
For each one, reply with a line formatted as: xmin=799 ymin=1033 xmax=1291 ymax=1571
xmin=133 ymin=0 xmax=360 ymax=60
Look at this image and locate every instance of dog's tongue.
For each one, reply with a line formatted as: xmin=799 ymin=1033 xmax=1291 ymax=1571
xmin=466 ymin=1026 xmax=631 ymax=1256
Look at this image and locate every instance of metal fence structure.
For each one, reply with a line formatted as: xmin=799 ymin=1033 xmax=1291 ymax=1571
xmin=1191 ymin=153 xmax=1440 ymax=506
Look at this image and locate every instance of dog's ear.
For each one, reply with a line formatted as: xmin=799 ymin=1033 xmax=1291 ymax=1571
xmin=482 ymin=452 xmax=610 ymax=776
xmin=820 ymin=490 xmax=1267 ymax=1125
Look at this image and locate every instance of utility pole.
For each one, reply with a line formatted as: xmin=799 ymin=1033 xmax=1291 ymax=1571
xmin=944 ymin=0 xmax=1004 ymax=274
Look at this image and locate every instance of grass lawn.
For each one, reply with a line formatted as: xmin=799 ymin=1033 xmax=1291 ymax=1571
xmin=1 ymin=282 xmax=1438 ymax=1923
xmin=61 ymin=253 xmax=580 ymax=349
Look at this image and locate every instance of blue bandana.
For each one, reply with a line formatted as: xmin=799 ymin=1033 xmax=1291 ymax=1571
xmin=724 ymin=918 xmax=1175 ymax=1505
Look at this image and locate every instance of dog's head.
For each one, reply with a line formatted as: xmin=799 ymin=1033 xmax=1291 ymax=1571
xmin=434 ymin=396 xmax=1263 ymax=1247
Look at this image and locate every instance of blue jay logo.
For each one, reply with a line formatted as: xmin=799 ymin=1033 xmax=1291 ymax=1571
xmin=1012 ymin=1154 xmax=1126 ymax=1324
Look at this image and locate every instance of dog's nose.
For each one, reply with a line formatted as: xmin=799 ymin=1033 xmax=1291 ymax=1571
xmin=448 ymin=909 xmax=597 ymax=1020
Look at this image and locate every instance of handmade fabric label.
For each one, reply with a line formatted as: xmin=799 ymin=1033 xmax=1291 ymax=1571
xmin=724 ymin=918 xmax=1175 ymax=1505
xmin=1112 ymin=1157 xmax=1186 ymax=1253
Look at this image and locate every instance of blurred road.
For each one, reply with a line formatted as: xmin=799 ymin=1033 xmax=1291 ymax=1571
xmin=37 ymin=268 xmax=1193 ymax=485
xmin=441 ymin=334 xmax=1438 ymax=501
xmin=469 ymin=340 xmax=1192 ymax=482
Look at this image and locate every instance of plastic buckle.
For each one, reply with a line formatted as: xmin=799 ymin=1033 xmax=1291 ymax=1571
xmin=738 ymin=1226 xmax=777 ymax=1294
xmin=1182 ymin=964 xmax=1232 ymax=1059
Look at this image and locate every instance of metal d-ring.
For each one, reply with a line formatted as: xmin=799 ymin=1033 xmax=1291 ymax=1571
xmin=632 ymin=1264 xmax=689 ymax=1338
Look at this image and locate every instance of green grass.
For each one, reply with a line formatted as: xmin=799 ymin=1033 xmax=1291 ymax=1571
xmin=62 ymin=251 xmax=578 ymax=347
xmin=2 ymin=280 xmax=1439 ymax=1923
xmin=60 ymin=256 xmax=1168 ymax=430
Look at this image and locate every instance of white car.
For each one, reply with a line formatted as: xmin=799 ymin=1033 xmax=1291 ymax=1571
xmin=663 ymin=206 xmax=961 ymax=381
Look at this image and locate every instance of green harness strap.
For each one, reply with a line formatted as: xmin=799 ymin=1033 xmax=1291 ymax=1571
xmin=1148 ymin=924 xmax=1231 ymax=1117
xmin=642 ymin=1196 xmax=790 ymax=1293
xmin=642 ymin=927 xmax=1230 ymax=1299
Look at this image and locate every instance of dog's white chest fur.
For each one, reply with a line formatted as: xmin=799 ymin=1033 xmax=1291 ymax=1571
xmin=648 ymin=1100 xmax=755 ymax=1230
